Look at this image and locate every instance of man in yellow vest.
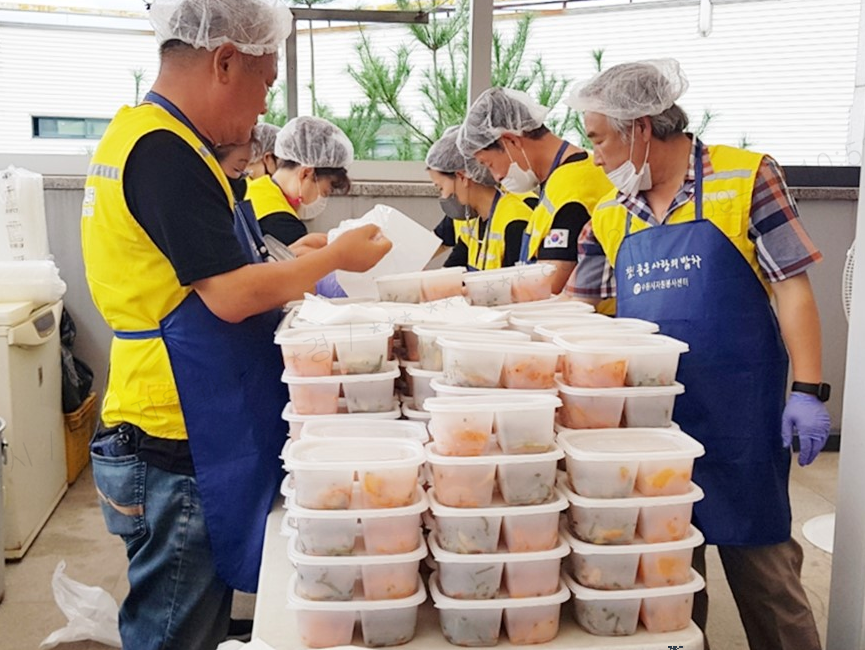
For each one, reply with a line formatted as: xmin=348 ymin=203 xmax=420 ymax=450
xmin=566 ymin=59 xmax=827 ymax=650
xmin=426 ymin=125 xmax=532 ymax=271
xmin=457 ymin=87 xmax=613 ymax=292
xmin=80 ymin=1 xmax=390 ymax=648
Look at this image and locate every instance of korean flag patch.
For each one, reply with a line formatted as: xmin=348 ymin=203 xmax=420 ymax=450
xmin=543 ymin=229 xmax=569 ymax=249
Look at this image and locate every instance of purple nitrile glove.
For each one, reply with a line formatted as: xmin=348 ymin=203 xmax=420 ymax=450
xmin=315 ymin=272 xmax=347 ymax=299
xmin=781 ymin=392 xmax=831 ymax=466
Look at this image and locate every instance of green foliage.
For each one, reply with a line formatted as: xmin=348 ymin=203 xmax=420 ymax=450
xmin=315 ymin=101 xmax=385 ymax=160
xmin=130 ymin=68 xmax=147 ymax=105
xmin=738 ymin=133 xmax=754 ymax=150
xmin=694 ymin=109 xmax=717 ymax=139
xmin=264 ymin=82 xmax=288 ymax=127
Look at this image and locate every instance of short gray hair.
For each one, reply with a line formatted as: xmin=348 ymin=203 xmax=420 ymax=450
xmin=608 ymin=103 xmax=690 ymax=142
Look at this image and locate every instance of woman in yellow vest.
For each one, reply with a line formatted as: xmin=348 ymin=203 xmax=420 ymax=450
xmin=246 ymin=122 xmax=280 ymax=180
xmin=426 ymin=125 xmax=533 ymax=271
xmin=244 ymin=116 xmax=352 ymax=246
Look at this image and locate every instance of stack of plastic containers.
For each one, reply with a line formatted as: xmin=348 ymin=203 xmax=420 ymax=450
xmin=282 ymin=437 xmax=430 ymax=648
xmin=275 ymin=324 xmax=402 ymax=437
xmin=375 ymin=267 xmax=466 ymax=303
xmin=551 ymin=322 xmax=709 ymax=637
xmin=461 ymin=264 xmax=557 ymax=306
xmin=423 ymin=391 xmax=573 ymax=646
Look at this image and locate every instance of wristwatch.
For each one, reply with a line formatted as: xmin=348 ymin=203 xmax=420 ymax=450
xmin=791 ymin=381 xmax=831 ymax=402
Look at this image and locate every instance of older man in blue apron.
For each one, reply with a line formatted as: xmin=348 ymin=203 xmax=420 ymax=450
xmin=567 ymin=59 xmax=829 ymax=650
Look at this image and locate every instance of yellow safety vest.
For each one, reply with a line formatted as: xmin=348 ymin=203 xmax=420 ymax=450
xmin=465 ymin=191 xmax=534 ymax=270
xmin=81 ymin=104 xmax=235 ymax=440
xmin=245 ymin=174 xmax=300 ymax=221
xmin=525 ymin=153 xmax=614 ymax=261
xmin=591 ymin=144 xmax=768 ymax=294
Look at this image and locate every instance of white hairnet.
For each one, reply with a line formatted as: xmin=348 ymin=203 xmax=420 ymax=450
xmin=426 ymin=126 xmax=496 ymax=187
xmin=250 ymin=122 xmax=279 ymax=162
xmin=457 ymin=87 xmax=551 ymax=156
xmin=274 ymin=116 xmax=355 ymax=168
xmin=464 ymin=156 xmax=496 ymax=187
xmin=565 ymin=59 xmax=689 ymax=120
xmin=148 ymin=0 xmax=293 ymax=56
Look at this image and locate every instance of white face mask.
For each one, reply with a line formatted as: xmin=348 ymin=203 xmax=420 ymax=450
xmin=607 ymin=123 xmax=653 ymax=197
xmin=298 ymin=194 xmax=327 ymax=221
xmin=500 ymin=142 xmax=539 ymax=193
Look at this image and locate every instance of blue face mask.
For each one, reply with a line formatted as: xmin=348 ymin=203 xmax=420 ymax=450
xmin=439 ymin=194 xmax=468 ymax=220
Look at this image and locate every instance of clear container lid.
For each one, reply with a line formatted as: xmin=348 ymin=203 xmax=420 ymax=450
xmin=425 ymin=440 xmax=563 ymax=466
xmin=401 ymin=402 xmax=432 ymax=421
xmin=429 ymin=572 xmax=570 ymax=610
xmin=281 ymin=363 xmax=400 ymax=385
xmin=437 ymin=337 xmax=561 ymax=357
xmin=401 ymin=319 xmax=509 ymax=332
xmin=287 ymin=530 xmax=428 ymax=567
xmin=424 ymin=394 xmax=562 ymax=414
xmin=535 ymin=319 xmax=660 ymax=342
xmin=556 ymin=427 xmax=705 ymax=462
xmin=283 ymin=437 xmax=425 ymax=471
xmin=462 ymin=263 xmax=556 ymax=283
xmin=427 ymin=487 xmax=567 ymax=518
xmin=412 ymin=325 xmax=530 ymax=343
xmin=509 ymin=312 xmax=606 ymax=331
xmin=553 ymin=333 xmax=689 ymax=355
xmin=556 ymin=474 xmax=704 ymax=509
xmin=430 ymin=378 xmax=559 ymax=398
xmin=494 ymin=294 xmax=594 ymax=313
xmin=428 ymin=533 xmax=569 ymax=563
xmin=376 ymin=267 xmax=466 ymax=283
xmin=275 ymin=319 xmax=393 ymax=338
xmin=297 ymin=419 xmax=428 ymax=444
xmin=560 ymin=522 xmax=705 ymax=555
xmin=555 ymin=378 xmax=686 ymax=398
xmin=284 ymin=482 xmax=429 ymax=520
xmin=564 ymin=567 xmax=706 ymax=600
xmin=404 ymin=363 xmax=445 ymax=380
xmin=287 ymin=573 xmax=428 ymax=611
xmin=281 ymin=401 xmax=402 ymax=423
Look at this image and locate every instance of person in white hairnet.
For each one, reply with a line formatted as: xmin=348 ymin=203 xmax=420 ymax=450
xmin=458 ymin=87 xmax=613 ymax=294
xmin=246 ymin=122 xmax=280 ymax=179
xmin=566 ymin=59 xmax=827 ymax=650
xmin=81 ymin=1 xmax=391 ymax=648
xmin=427 ymin=125 xmax=533 ymax=270
xmin=245 ymin=115 xmax=353 ymax=247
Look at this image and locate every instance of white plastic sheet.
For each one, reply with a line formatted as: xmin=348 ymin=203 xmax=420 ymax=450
xmin=39 ymin=561 xmax=121 ymax=649
xmin=328 ymin=204 xmax=441 ymax=299
xmin=0 ymin=260 xmax=66 ymax=303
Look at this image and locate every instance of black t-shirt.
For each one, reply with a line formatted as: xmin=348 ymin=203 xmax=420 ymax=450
xmin=434 ymin=216 xmax=457 ymax=247
xmin=536 ymin=152 xmax=592 ymax=263
xmin=124 ymin=130 xmax=248 ymax=286
xmin=123 ymin=129 xmax=251 ymax=474
xmin=259 ymin=212 xmax=308 ymax=246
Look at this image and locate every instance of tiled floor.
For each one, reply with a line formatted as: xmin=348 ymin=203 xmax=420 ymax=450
xmin=0 ymin=453 xmax=838 ymax=650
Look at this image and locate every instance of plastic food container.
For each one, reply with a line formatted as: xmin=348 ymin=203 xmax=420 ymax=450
xmin=510 ymin=263 xmax=556 ymax=303
xmin=333 ymin=329 xmax=393 ymax=375
xmin=414 ymin=326 xmax=530 ymax=371
xmin=564 ymin=568 xmax=705 ymax=636
xmin=429 ymin=572 xmax=571 ymax=646
xmin=403 ymin=363 xmax=442 ymax=410
xmin=288 ymin=573 xmax=428 ymax=648
xmin=562 ymin=524 xmax=704 ymax=590
xmin=282 ymin=364 xmax=400 ymax=415
xmin=428 ymin=534 xmax=569 ymax=599
xmin=282 ymin=401 xmax=401 ymax=438
xmin=420 ymin=267 xmax=467 ymax=302
xmin=425 ymin=395 xmax=561 ymax=456
xmin=555 ymin=334 xmax=689 ymax=388
xmin=556 ymin=380 xmax=685 ymax=429
xmin=401 ymin=401 xmax=432 ymax=423
xmin=462 ymin=269 xmax=515 ymax=307
xmin=298 ymin=419 xmax=429 ymax=445
xmin=500 ymin=342 xmax=561 ymax=389
xmin=288 ymin=531 xmax=428 ymax=601
xmin=376 ymin=273 xmax=423 ymax=303
xmin=557 ymin=475 xmax=704 ymax=545
xmin=509 ymin=310 xmax=599 ymax=338
xmin=283 ymin=438 xmax=425 ymax=510
xmin=557 ymin=427 xmax=705 ymax=498
xmin=428 ymin=488 xmax=567 ymax=553
xmin=430 ymin=378 xmax=558 ymax=399
xmin=425 ymin=442 xmax=564 ymax=507
xmin=534 ymin=317 xmax=659 ymax=343
xmin=283 ymin=483 xmax=429 ymax=556
xmin=439 ymin=338 xmax=506 ymax=388
xmin=274 ymin=328 xmax=336 ymax=376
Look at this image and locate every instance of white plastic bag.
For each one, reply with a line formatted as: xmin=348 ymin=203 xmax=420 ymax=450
xmin=0 ymin=260 xmax=66 ymax=303
xmin=39 ymin=560 xmax=122 ymax=649
xmin=0 ymin=165 xmax=51 ymax=261
xmin=329 ymin=204 xmax=442 ymax=299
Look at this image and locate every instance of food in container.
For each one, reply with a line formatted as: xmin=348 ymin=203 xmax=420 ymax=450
xmin=533 ymin=317 xmax=658 ymax=343
xmin=462 ymin=268 xmax=515 ymax=306
xmin=402 ymin=362 xmax=442 ymax=410
xmin=509 ymin=263 xmax=556 ymax=303
xmin=414 ymin=326 xmax=530 ymax=372
xmin=274 ymin=329 xmax=336 ymax=376
xmin=556 ymin=380 xmax=685 ymax=429
xmin=421 ymin=267 xmax=466 ymax=301
xmin=281 ymin=400 xmax=402 ymax=438
xmin=500 ymin=342 xmax=561 ymax=389
xmin=282 ymin=363 xmax=400 ymax=415
xmin=439 ymin=338 xmax=507 ymax=388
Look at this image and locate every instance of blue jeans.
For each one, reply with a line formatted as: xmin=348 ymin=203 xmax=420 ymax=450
xmin=91 ymin=432 xmax=232 ymax=650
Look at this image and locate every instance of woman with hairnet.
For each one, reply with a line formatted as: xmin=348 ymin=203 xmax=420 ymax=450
xmin=458 ymin=88 xmax=613 ymax=292
xmin=427 ymin=126 xmax=533 ymax=270
xmin=244 ymin=115 xmax=352 ymax=247
xmin=567 ymin=59 xmax=827 ymax=650
xmin=246 ymin=122 xmax=280 ymax=179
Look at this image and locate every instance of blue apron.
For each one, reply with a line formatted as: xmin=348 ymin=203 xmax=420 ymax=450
xmin=467 ymin=191 xmax=501 ymax=272
xmin=614 ymin=143 xmax=791 ymax=546
xmin=518 ymin=141 xmax=570 ymax=264
xmin=118 ymin=93 xmax=287 ymax=591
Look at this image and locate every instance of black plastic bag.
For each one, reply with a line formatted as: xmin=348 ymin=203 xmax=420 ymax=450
xmin=60 ymin=309 xmax=94 ymax=413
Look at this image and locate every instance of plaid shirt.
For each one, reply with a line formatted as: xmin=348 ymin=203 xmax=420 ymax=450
xmin=568 ymin=137 xmax=823 ymax=299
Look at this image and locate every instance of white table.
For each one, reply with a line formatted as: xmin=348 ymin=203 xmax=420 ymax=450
xmin=253 ymin=507 xmax=704 ymax=650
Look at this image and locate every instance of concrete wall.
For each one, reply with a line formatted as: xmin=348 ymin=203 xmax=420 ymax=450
xmin=43 ymin=180 xmax=855 ymax=433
